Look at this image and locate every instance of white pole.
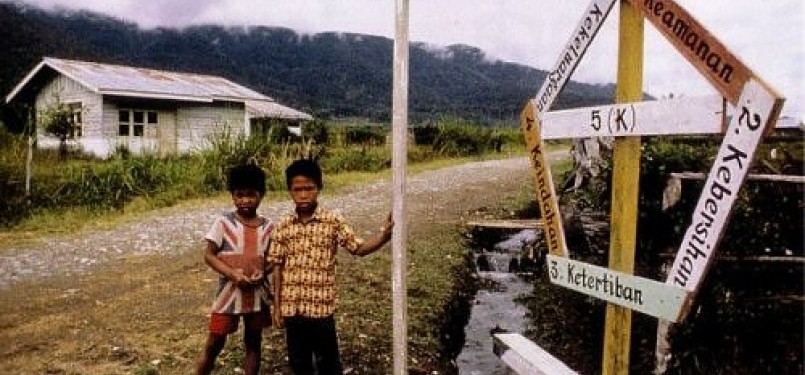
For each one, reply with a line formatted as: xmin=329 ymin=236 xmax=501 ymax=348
xmin=392 ymin=0 xmax=409 ymax=374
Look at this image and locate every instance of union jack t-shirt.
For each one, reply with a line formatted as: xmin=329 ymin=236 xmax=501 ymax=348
xmin=205 ymin=212 xmax=274 ymax=314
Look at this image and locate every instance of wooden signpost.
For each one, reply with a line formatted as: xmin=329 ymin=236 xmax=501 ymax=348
xmin=540 ymin=95 xmax=725 ymax=139
xmin=521 ymin=104 xmax=569 ymax=258
xmin=627 ymin=0 xmax=750 ymax=105
xmin=503 ymin=0 xmax=786 ymax=374
xmin=670 ymin=80 xmax=781 ymax=294
xmin=625 ymin=0 xmax=785 ymax=300
xmin=602 ymin=5 xmax=644 ymax=373
xmin=547 ymin=255 xmax=686 ymax=321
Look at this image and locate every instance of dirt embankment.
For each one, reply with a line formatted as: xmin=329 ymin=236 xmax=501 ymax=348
xmin=0 ymin=155 xmax=563 ymax=374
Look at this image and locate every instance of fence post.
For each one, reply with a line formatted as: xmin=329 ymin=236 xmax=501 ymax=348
xmin=602 ymin=1 xmax=644 ymax=374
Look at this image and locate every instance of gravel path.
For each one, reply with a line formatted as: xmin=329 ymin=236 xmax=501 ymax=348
xmin=0 ymin=157 xmax=540 ymax=289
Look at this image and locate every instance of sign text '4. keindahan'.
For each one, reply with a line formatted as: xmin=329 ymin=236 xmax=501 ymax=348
xmin=521 ymin=102 xmax=568 ymax=257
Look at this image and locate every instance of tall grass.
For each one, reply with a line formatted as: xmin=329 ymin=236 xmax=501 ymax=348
xmin=0 ymin=128 xmax=29 ymax=226
xmin=0 ymin=120 xmax=526 ymax=228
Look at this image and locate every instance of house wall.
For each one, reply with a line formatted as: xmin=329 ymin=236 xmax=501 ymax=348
xmin=99 ymin=100 xmax=246 ymax=156
xmin=35 ymin=74 xmax=105 ymax=154
xmin=176 ymin=101 xmax=247 ymax=153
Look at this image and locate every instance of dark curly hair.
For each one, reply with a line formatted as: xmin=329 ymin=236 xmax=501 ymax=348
xmin=227 ymin=164 xmax=266 ymax=195
xmin=285 ymin=159 xmax=323 ymax=190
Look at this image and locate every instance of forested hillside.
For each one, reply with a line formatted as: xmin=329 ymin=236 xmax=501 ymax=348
xmin=0 ymin=1 xmax=620 ymax=131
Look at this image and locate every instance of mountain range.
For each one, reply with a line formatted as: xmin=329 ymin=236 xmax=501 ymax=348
xmin=0 ymin=1 xmax=621 ymax=131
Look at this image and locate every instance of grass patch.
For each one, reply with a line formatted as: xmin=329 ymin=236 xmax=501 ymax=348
xmin=333 ymin=221 xmax=473 ymax=373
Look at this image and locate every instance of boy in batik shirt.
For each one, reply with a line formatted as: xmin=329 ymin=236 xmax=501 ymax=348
xmin=268 ymin=159 xmax=393 ymax=375
xmin=196 ymin=164 xmax=274 ymax=375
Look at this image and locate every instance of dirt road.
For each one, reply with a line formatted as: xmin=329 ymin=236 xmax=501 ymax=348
xmin=0 ymin=155 xmax=562 ymax=374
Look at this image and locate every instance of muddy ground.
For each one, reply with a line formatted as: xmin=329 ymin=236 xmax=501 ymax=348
xmin=0 ymin=156 xmax=554 ymax=374
xmin=3 ymin=151 xmax=799 ymax=375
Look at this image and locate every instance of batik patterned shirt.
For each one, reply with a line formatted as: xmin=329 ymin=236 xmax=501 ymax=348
xmin=205 ymin=212 xmax=274 ymax=314
xmin=267 ymin=207 xmax=364 ymax=318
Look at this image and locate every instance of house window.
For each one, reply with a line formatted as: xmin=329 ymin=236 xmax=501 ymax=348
xmin=132 ymin=111 xmax=144 ymax=136
xmin=68 ymin=103 xmax=83 ymax=138
xmin=119 ymin=110 xmax=130 ymax=136
xmin=119 ymin=109 xmax=158 ymax=137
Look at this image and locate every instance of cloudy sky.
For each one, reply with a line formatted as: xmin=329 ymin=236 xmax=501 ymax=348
xmin=21 ymin=0 xmax=804 ymax=119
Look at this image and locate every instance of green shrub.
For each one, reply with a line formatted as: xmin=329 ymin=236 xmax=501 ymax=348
xmin=320 ymin=146 xmax=389 ymax=173
xmin=344 ymin=125 xmax=386 ymax=145
xmin=303 ymin=119 xmax=330 ymax=145
xmin=432 ymin=120 xmax=492 ymax=157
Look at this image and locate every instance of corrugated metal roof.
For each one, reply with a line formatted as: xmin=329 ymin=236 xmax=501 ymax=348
xmin=246 ymin=100 xmax=313 ymax=121
xmin=7 ymin=57 xmax=272 ymax=103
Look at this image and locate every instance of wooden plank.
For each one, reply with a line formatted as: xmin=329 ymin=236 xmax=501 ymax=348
xmin=547 ymin=255 xmax=688 ymax=322
xmin=625 ymin=0 xmax=752 ymax=104
xmin=466 ymin=219 xmax=543 ymax=230
xmin=670 ymin=172 xmax=805 ymax=184
xmin=391 ymin=1 xmax=410 ymax=373
xmin=534 ymin=0 xmax=617 ymax=113
xmin=493 ymin=333 xmax=579 ymax=375
xmin=541 ymin=95 xmax=725 ymax=139
xmin=602 ymin=2 xmax=644 ymax=374
xmin=522 ymin=102 xmax=569 ymax=257
xmin=655 ymin=319 xmax=673 ymax=374
xmin=667 ymin=79 xmax=785 ymax=304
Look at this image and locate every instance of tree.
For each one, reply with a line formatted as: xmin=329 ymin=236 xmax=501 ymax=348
xmin=39 ymin=100 xmax=76 ymax=159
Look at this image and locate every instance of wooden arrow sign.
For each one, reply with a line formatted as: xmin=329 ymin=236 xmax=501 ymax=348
xmin=540 ymin=95 xmax=725 ymax=139
xmin=522 ymin=0 xmax=617 ymax=257
xmin=522 ymin=102 xmax=569 ymax=257
xmin=626 ymin=0 xmax=751 ymax=105
xmin=668 ymin=79 xmax=783 ymax=295
xmin=622 ymin=0 xmax=786 ymax=305
xmin=547 ymin=255 xmax=688 ymax=322
xmin=534 ymin=0 xmax=617 ymax=113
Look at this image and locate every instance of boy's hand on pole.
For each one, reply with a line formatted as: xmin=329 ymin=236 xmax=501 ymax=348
xmin=381 ymin=212 xmax=394 ymax=238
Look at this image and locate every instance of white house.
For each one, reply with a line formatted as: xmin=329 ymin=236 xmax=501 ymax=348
xmin=5 ymin=57 xmax=313 ymax=157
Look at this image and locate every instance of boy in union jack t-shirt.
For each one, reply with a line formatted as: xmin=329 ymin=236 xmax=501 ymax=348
xmin=196 ymin=163 xmax=274 ymax=375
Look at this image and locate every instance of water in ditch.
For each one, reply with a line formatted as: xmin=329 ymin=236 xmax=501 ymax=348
xmin=456 ymin=229 xmax=540 ymax=375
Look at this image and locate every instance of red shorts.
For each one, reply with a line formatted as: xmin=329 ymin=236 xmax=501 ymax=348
xmin=209 ymin=306 xmax=271 ymax=335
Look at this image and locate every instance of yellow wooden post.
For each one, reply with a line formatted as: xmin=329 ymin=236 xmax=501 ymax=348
xmin=602 ymin=1 xmax=643 ymax=375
